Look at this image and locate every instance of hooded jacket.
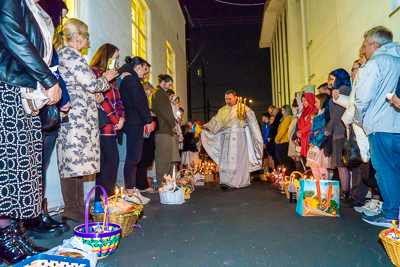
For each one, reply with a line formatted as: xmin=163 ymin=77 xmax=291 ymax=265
xmin=354 ymin=42 xmax=400 ymax=135
xmin=298 ymin=93 xmax=317 ymax=157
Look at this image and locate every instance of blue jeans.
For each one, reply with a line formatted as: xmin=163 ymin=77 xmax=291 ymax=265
xmin=369 ymin=132 xmax=400 ymax=219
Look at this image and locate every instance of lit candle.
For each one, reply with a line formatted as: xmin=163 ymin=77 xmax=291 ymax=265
xmin=283 ymin=168 xmax=286 ymax=180
xmin=102 ymin=205 xmax=108 ymax=232
xmin=243 ymin=98 xmax=246 ymax=113
xmin=278 ymin=167 xmax=281 ymax=175
xmin=114 ymin=188 xmax=119 ymax=205
xmin=120 ymin=187 xmax=123 ymax=199
xmin=393 ymin=220 xmax=397 ymax=234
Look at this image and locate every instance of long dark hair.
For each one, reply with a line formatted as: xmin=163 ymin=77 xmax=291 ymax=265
xmin=38 ymin=0 xmax=68 ymax=29
xmin=125 ymin=56 xmax=149 ymax=69
xmin=89 ymin=43 xmax=119 ymax=72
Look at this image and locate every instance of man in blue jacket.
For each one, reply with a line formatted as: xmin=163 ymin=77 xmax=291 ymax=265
xmin=354 ymin=26 xmax=400 ymax=227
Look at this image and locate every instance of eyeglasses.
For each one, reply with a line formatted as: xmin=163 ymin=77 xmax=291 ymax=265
xmin=351 ymin=67 xmax=360 ymax=72
xmin=79 ymin=32 xmax=90 ymax=39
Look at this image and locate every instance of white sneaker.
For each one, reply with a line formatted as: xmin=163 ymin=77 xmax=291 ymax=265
xmin=354 ymin=199 xmax=378 ymax=213
xmin=123 ymin=190 xmax=150 ymax=205
xmin=134 ymin=189 xmax=150 ymax=205
xmin=363 ymin=201 xmax=383 ymax=216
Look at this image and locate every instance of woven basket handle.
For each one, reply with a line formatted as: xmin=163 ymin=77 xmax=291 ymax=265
xmin=85 ymin=185 xmax=109 ymax=233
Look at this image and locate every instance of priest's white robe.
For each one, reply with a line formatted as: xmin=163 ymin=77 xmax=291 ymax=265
xmin=201 ymin=105 xmax=263 ymax=188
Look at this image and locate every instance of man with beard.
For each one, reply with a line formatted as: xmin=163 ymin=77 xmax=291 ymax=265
xmin=201 ymin=90 xmax=263 ymax=189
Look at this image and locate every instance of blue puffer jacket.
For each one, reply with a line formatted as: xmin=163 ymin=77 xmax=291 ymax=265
xmin=354 ymin=42 xmax=400 ymax=135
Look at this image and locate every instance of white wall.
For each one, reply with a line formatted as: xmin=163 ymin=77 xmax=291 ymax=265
xmin=46 ymin=0 xmax=186 ymax=209
xmin=265 ymin=0 xmax=400 ymax=98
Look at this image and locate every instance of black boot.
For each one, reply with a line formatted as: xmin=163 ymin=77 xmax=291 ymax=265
xmin=12 ymin=221 xmax=48 ymax=254
xmin=23 ymin=215 xmax=63 ymax=240
xmin=0 ymin=225 xmax=30 ymax=265
xmin=41 ymin=198 xmax=70 ymax=233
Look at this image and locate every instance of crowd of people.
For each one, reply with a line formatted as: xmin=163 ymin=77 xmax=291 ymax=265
xmin=1 ymin=0 xmax=400 ymax=265
xmin=260 ymin=25 xmax=400 ymax=229
xmin=0 ymin=0 xmax=201 ymax=264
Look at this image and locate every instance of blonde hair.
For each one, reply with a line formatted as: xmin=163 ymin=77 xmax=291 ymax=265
xmin=143 ymin=82 xmax=154 ymax=94
xmin=54 ymin=18 xmax=88 ymax=51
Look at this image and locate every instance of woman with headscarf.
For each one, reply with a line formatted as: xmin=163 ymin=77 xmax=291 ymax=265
xmin=288 ymin=97 xmax=303 ymax=172
xmin=275 ymin=105 xmax=295 ymax=174
xmin=297 ymin=93 xmax=318 ymax=165
xmin=325 ymin=68 xmax=352 ymax=198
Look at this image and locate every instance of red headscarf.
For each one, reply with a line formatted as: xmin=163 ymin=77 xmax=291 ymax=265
xmin=297 ymin=93 xmax=317 ymax=157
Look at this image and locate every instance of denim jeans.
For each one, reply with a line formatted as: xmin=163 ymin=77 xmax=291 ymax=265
xmin=369 ymin=132 xmax=400 ymax=219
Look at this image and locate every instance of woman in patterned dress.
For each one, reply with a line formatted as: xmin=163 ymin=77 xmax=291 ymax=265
xmin=0 ymin=0 xmax=62 ymax=264
xmin=55 ymin=19 xmax=119 ymax=222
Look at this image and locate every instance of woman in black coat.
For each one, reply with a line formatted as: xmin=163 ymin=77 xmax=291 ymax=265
xmin=118 ymin=57 xmax=153 ymax=194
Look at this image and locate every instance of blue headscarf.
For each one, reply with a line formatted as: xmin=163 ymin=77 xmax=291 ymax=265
xmin=330 ymin=68 xmax=351 ymax=89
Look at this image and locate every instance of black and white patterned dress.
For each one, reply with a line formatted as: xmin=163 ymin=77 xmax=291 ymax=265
xmin=0 ymin=82 xmax=42 ymax=219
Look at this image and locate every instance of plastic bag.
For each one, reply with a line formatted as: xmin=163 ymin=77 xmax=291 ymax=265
xmin=44 ymin=236 xmax=97 ymax=267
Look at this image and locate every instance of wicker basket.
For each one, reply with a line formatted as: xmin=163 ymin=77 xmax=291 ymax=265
xmin=90 ymin=193 xmax=143 ymax=238
xmin=260 ymin=174 xmax=268 ymax=181
xmin=74 ymin=185 xmax=121 ymax=259
xmin=176 ymin=169 xmax=196 ymax=192
xmin=380 ymin=228 xmax=400 ymax=266
xmin=267 ymin=174 xmax=275 ymax=183
xmin=159 ymin=187 xmax=185 ymax=205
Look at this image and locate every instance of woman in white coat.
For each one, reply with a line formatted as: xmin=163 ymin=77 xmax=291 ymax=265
xmin=55 ymin=19 xmax=119 ymax=222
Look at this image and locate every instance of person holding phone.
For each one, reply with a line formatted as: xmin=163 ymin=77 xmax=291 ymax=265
xmin=89 ymin=43 xmax=125 ymax=201
xmin=118 ymin=56 xmax=154 ymax=196
xmin=55 ymin=19 xmax=119 ymax=222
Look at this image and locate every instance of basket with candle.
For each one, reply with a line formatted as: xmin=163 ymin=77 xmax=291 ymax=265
xmin=176 ymin=169 xmax=196 ymax=192
xmin=90 ymin=186 xmax=143 ymax=238
xmin=159 ymin=173 xmax=186 ymax=205
xmin=74 ymin=185 xmax=121 ymax=259
xmin=284 ymin=171 xmax=302 ymax=200
xmin=273 ymin=166 xmax=287 ymax=194
xmin=380 ymin=221 xmax=400 ymax=267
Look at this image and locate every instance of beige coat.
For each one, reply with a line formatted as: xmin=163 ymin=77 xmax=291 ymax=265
xmin=56 ymin=46 xmax=109 ymax=178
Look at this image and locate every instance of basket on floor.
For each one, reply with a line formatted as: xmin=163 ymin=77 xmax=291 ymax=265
xmin=91 ymin=193 xmax=143 ymax=238
xmin=379 ymin=228 xmax=400 ymax=266
xmin=176 ymin=169 xmax=196 ymax=192
xmin=74 ymin=185 xmax=121 ymax=259
xmin=266 ymin=174 xmax=275 ymax=183
xmin=159 ymin=187 xmax=185 ymax=205
xmin=260 ymin=174 xmax=268 ymax=181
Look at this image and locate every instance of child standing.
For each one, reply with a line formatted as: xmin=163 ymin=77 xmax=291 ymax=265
xmin=306 ymin=93 xmax=331 ymax=180
xmin=181 ymin=124 xmax=200 ymax=171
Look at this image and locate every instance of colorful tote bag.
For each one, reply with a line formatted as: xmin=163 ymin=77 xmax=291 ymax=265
xmin=296 ymin=179 xmax=340 ymax=217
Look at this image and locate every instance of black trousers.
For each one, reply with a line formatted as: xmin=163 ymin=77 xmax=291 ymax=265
xmin=277 ymin=142 xmax=295 ymax=175
xmin=42 ymin=134 xmax=57 ymax=196
xmin=95 ymin=136 xmax=119 ymax=201
xmin=124 ymin=125 xmax=144 ymax=189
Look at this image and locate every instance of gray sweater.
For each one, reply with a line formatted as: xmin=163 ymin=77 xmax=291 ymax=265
xmin=325 ymin=85 xmax=352 ymax=140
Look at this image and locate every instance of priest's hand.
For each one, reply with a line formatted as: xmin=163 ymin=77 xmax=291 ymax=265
xmin=243 ymin=113 xmax=247 ymax=120
xmin=202 ymin=126 xmax=209 ymax=131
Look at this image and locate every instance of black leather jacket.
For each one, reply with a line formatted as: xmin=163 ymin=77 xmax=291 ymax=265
xmin=0 ymin=0 xmax=58 ymax=89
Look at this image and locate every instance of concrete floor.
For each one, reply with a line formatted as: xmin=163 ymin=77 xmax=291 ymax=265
xmin=32 ymin=180 xmax=393 ymax=267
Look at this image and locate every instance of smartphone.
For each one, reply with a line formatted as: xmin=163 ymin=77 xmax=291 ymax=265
xmin=106 ymin=58 xmax=116 ymax=71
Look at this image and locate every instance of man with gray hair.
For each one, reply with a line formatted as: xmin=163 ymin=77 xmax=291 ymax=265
xmin=354 ymin=25 xmax=400 ymax=227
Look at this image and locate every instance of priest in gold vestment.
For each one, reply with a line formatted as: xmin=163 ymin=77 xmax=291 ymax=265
xmin=201 ymin=90 xmax=263 ymax=188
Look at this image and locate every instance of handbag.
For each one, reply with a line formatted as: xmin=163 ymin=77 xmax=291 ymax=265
xmin=341 ymin=124 xmax=362 ymax=167
xmin=98 ymin=105 xmax=109 ymax=129
xmin=296 ymin=179 xmax=340 ymax=217
xmin=39 ymin=104 xmax=60 ymax=130
xmin=306 ymin=146 xmax=320 ymax=163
